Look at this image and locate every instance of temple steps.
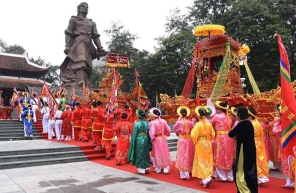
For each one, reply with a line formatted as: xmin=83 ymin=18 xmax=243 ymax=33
xmin=0 ymin=144 xmax=116 ymax=170
xmin=0 ymin=120 xmax=42 ymax=141
xmin=0 ymin=119 xmax=178 ymax=169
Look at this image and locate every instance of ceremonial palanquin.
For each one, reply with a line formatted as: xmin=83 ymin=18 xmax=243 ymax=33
xmin=159 ymin=25 xmax=296 ymax=124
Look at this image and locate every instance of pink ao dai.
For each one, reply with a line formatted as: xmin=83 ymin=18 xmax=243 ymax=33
xmin=211 ymin=113 xmax=234 ymax=170
xmin=173 ymin=118 xmax=194 ymax=171
xmin=149 ymin=118 xmax=172 ymax=167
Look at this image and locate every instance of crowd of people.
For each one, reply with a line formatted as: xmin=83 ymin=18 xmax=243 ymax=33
xmin=16 ymin=91 xmax=295 ymax=192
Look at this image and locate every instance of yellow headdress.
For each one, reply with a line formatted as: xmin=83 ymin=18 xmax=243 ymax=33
xmin=177 ymin=106 xmax=190 ymax=118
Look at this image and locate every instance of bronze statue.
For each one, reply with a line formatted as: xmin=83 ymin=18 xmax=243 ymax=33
xmin=60 ymin=2 xmax=106 ymax=87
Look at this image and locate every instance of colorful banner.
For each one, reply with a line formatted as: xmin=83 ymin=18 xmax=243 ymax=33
xmin=40 ymin=82 xmax=48 ymax=97
xmin=10 ymin=87 xmax=18 ymax=107
xmin=135 ymin=69 xmax=150 ymax=110
xmin=70 ymin=86 xmax=75 ymax=102
xmin=106 ymin=53 xmax=130 ymax=68
xmin=106 ymin=68 xmax=118 ymax=118
xmin=277 ymin=34 xmax=296 ymax=158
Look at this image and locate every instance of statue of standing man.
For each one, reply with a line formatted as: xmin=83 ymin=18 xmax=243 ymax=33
xmin=60 ymin=2 xmax=106 ymax=87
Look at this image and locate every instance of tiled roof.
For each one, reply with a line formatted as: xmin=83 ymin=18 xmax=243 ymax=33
xmin=0 ymin=53 xmax=49 ymax=78
xmin=0 ymin=77 xmax=44 ymax=89
xmin=198 ymin=35 xmax=241 ymax=50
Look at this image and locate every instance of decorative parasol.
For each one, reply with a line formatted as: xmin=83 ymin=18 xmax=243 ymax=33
xmin=193 ymin=24 xmax=226 ymax=37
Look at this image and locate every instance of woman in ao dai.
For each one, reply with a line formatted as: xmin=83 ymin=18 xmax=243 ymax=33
xmin=149 ymin=107 xmax=171 ymax=174
xmin=191 ymin=106 xmax=215 ymax=188
xmin=173 ymin=106 xmax=194 ymax=179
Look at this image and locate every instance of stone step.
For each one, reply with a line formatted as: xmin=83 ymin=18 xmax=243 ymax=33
xmin=0 ymin=147 xmax=81 ymax=156
xmin=0 ymin=156 xmax=89 ymax=170
xmin=0 ymin=150 xmax=85 ymax=163
xmin=0 ymin=120 xmax=23 ymax=123
xmin=0 ymin=126 xmax=27 ymax=128
xmin=0 ymin=122 xmax=24 ymax=125
xmin=0 ymin=130 xmax=41 ymax=135
xmin=0 ymin=133 xmax=41 ymax=137
xmin=0 ymin=136 xmax=43 ymax=141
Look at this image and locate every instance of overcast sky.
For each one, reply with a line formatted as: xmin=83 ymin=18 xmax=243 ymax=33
xmin=0 ymin=0 xmax=194 ymax=66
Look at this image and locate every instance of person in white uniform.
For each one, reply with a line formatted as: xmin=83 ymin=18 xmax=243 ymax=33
xmin=54 ymin=106 xmax=63 ymax=140
xmin=47 ymin=109 xmax=55 ymax=139
xmin=30 ymin=93 xmax=39 ymax=121
xmin=40 ymin=102 xmax=49 ymax=133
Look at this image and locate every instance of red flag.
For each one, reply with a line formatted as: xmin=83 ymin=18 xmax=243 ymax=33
xmin=41 ymin=83 xmax=48 ymax=97
xmin=181 ymin=59 xmax=196 ymax=98
xmin=277 ymin=34 xmax=296 ymax=158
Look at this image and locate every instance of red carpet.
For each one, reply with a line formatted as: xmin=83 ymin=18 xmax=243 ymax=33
xmin=91 ymin=159 xmax=292 ymax=193
xmin=33 ymin=121 xmax=293 ymax=193
xmin=50 ymin=139 xmax=293 ymax=193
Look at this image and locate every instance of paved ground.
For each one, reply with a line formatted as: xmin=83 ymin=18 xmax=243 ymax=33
xmin=0 ymin=161 xmax=204 ymax=193
xmin=0 ymin=139 xmax=284 ymax=193
xmin=0 ymin=140 xmax=75 ymax=151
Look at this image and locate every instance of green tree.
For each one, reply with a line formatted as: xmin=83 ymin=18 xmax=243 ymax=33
xmin=4 ymin=44 xmax=26 ymax=55
xmin=29 ymin=57 xmax=60 ymax=87
xmin=0 ymin=39 xmax=61 ymax=87
xmin=0 ymin=38 xmax=7 ymax=52
xmin=276 ymin=0 xmax=296 ymax=79
xmin=141 ymin=10 xmax=197 ymax=99
xmin=219 ymin=0 xmax=291 ymax=91
xmin=104 ymin=22 xmax=145 ymax=93
xmin=187 ymin=0 xmax=231 ymax=27
xmin=89 ymin=66 xmax=103 ymax=88
xmin=0 ymin=39 xmax=26 ymax=55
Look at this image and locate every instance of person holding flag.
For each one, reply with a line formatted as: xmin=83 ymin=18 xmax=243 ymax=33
xmin=102 ymin=111 xmax=115 ymax=160
xmin=92 ymin=101 xmax=106 ymax=150
xmin=102 ymin=68 xmax=118 ymax=160
xmin=71 ymin=100 xmax=82 ymax=141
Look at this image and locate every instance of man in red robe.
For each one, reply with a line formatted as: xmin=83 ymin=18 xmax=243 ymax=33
xmin=92 ymin=101 xmax=106 ymax=150
xmin=81 ymin=104 xmax=92 ymax=142
xmin=61 ymin=105 xmax=73 ymax=141
xmin=114 ymin=113 xmax=133 ymax=165
xmin=102 ymin=113 xmax=115 ymax=160
xmin=71 ymin=102 xmax=82 ymax=141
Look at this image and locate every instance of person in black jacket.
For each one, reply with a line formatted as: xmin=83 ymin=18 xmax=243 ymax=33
xmin=228 ymin=106 xmax=258 ymax=193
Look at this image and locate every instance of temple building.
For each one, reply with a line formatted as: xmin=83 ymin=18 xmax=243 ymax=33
xmin=0 ymin=53 xmax=49 ymax=106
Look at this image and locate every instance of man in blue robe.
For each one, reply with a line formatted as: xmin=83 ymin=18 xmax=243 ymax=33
xmin=21 ymin=104 xmax=36 ymax=138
